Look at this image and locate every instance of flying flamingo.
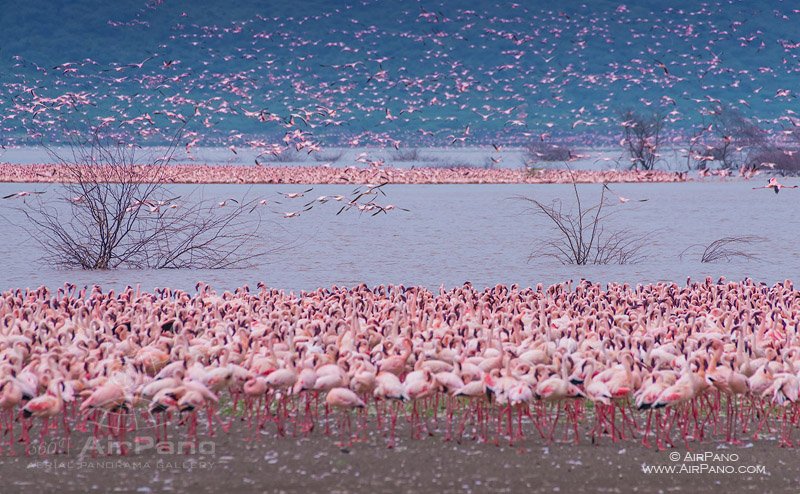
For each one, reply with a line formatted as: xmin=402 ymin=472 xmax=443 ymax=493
xmin=752 ymin=177 xmax=798 ymax=194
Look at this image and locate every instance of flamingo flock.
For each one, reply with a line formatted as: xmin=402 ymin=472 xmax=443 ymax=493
xmin=2 ymin=278 xmax=800 ymax=455
xmin=6 ymin=1 xmax=800 ymax=159
xmin=0 ymin=163 xmax=687 ymax=185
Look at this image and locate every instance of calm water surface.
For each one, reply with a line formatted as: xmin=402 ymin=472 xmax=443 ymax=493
xmin=0 ymin=181 xmax=796 ymax=292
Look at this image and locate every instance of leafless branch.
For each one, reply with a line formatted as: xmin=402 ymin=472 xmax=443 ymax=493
xmin=390 ymin=148 xmax=421 ymax=162
xmin=518 ymin=178 xmax=650 ymax=265
xmin=524 ymin=143 xmax=572 ymax=169
xmin=679 ymin=236 xmax=765 ymax=263
xmin=313 ymin=150 xmax=344 ymax=162
xmin=14 ymin=128 xmax=267 ymax=270
xmin=620 ymin=109 xmax=666 ymax=170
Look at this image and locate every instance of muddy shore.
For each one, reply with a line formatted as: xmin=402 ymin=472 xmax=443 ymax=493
xmin=0 ymin=417 xmax=792 ymax=494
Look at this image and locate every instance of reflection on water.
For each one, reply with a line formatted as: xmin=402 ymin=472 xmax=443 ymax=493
xmin=0 ymin=181 xmax=796 ymax=291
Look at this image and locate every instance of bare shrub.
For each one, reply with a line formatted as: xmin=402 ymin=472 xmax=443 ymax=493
xmin=15 ymin=131 xmax=265 ymax=270
xmin=313 ymin=150 xmax=344 ymax=162
xmin=518 ymin=180 xmax=649 ymax=265
xmin=708 ymin=105 xmax=766 ymax=169
xmin=704 ymin=141 xmax=743 ymax=170
xmin=525 ymin=143 xmax=572 ymax=164
xmin=269 ymin=148 xmax=303 ymax=162
xmin=746 ymin=148 xmax=800 ymax=175
xmin=390 ymin=148 xmax=421 ymax=162
xmin=746 ymin=124 xmax=800 ymax=174
xmin=680 ymin=236 xmax=764 ymax=263
xmin=620 ymin=110 xmax=666 ymax=170
xmin=684 ymin=125 xmax=711 ymax=171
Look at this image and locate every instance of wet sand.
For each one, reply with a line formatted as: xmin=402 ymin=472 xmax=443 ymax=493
xmin=0 ymin=418 xmax=793 ymax=494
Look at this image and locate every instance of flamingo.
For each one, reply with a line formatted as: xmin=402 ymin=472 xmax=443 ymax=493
xmin=752 ymin=177 xmax=798 ymax=194
xmin=22 ymin=379 xmax=70 ymax=452
xmin=325 ymin=388 xmax=365 ymax=446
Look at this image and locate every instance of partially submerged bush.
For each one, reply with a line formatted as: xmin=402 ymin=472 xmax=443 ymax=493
xmin=687 ymin=104 xmax=768 ymax=171
xmin=680 ymin=236 xmax=764 ymax=263
xmin=747 ymin=148 xmax=800 ymax=175
xmin=313 ymin=150 xmax=344 ymax=163
xmin=390 ymin=148 xmax=421 ymax=162
xmin=519 ymin=181 xmax=650 ymax=265
xmin=270 ymin=149 xmax=303 ymax=162
xmin=525 ymin=143 xmax=572 ymax=164
xmin=620 ymin=109 xmax=666 ymax=170
xmin=15 ymin=132 xmax=265 ymax=270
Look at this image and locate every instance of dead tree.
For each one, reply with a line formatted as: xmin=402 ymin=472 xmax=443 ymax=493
xmin=746 ymin=126 xmax=800 ymax=175
xmin=708 ymin=104 xmax=766 ymax=170
xmin=620 ymin=110 xmax=666 ymax=170
xmin=684 ymin=123 xmax=712 ymax=171
xmin=17 ymin=130 xmax=266 ymax=270
xmin=518 ymin=177 xmax=650 ymax=265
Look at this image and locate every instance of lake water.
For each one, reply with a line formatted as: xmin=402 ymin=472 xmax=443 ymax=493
xmin=0 ymin=180 xmax=795 ymax=292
